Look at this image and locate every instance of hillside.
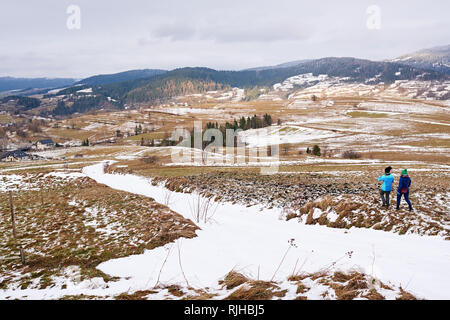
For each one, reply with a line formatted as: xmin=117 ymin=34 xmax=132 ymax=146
xmin=244 ymin=59 xmax=312 ymax=71
xmin=1 ymin=56 xmax=449 ymax=117
xmin=76 ymin=69 xmax=167 ymax=86
xmin=97 ymin=58 xmax=449 ymax=103
xmin=0 ymin=77 xmax=76 ymax=93
xmin=390 ymin=44 xmax=450 ymax=75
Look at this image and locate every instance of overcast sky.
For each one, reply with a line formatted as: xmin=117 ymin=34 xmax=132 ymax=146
xmin=1 ymin=0 xmax=449 ymax=78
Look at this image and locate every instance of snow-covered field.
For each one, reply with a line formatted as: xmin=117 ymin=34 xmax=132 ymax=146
xmin=239 ymin=126 xmax=339 ymax=147
xmin=77 ymin=163 xmax=450 ymax=300
xmin=358 ymin=102 xmax=447 ymax=114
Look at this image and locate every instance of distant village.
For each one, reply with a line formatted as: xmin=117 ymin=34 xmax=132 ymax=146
xmin=0 ymin=139 xmax=55 ymax=162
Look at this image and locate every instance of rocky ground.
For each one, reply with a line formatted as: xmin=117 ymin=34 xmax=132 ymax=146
xmin=111 ymin=166 xmax=450 ymax=238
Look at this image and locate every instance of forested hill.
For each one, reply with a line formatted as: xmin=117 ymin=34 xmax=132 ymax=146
xmin=76 ymin=69 xmax=167 ymax=86
xmin=0 ymin=77 xmax=76 ymax=93
xmin=4 ymin=56 xmax=448 ymax=117
xmin=95 ymin=58 xmax=449 ymax=103
xmin=389 ymin=44 xmax=450 ymax=75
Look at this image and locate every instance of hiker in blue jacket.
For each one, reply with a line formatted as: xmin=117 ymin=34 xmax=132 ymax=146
xmin=396 ymin=169 xmax=413 ymax=211
xmin=378 ymin=166 xmax=394 ymax=208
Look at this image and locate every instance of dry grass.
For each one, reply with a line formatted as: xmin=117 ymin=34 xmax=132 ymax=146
xmin=293 ymin=191 xmax=449 ymax=237
xmin=347 ymin=111 xmax=389 ymax=118
xmin=296 ymin=282 xmax=309 ymax=294
xmin=59 ymin=294 xmax=103 ymax=300
xmin=166 ymin=285 xmax=185 ymax=297
xmin=330 ymin=274 xmax=368 ymax=300
xmin=362 ymin=289 xmax=385 ymax=300
xmin=288 ymin=270 xmax=414 ymax=300
xmin=219 ymin=271 xmax=249 ymax=290
xmin=365 ymin=151 xmax=449 ymax=164
xmin=115 ymin=290 xmax=157 ymax=300
xmin=0 ymin=171 xmax=198 ymax=290
xmin=225 ymin=280 xmax=287 ymax=300
xmin=396 ymin=288 xmax=418 ymax=300
xmin=125 ymin=132 xmax=166 ymax=141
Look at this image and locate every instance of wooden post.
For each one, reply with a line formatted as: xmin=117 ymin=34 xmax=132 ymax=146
xmin=9 ymin=191 xmax=25 ymax=265
xmin=9 ymin=191 xmax=17 ymax=238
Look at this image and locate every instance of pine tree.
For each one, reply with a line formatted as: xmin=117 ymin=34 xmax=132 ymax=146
xmin=239 ymin=116 xmax=246 ymax=129
xmin=312 ymin=145 xmax=321 ymax=156
xmin=263 ymin=113 xmax=272 ymax=127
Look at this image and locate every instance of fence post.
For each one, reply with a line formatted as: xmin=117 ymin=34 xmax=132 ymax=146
xmin=9 ymin=191 xmax=25 ymax=265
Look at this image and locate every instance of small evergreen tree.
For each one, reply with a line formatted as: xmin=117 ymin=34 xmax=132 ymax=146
xmin=263 ymin=113 xmax=272 ymax=127
xmin=239 ymin=117 xmax=246 ymax=129
xmin=312 ymin=145 xmax=321 ymax=156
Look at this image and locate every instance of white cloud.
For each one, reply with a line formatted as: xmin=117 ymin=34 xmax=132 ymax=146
xmin=0 ymin=0 xmax=449 ymax=78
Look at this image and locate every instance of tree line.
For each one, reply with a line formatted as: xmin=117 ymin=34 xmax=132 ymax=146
xmin=206 ymin=113 xmax=273 ymax=132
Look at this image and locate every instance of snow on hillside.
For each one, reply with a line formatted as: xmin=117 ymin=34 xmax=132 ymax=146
xmin=76 ymin=88 xmax=93 ymax=94
xmin=273 ymin=73 xmax=450 ymax=101
xmin=238 ymin=125 xmax=339 ymax=147
xmin=145 ymin=107 xmax=223 ymax=116
xmin=273 ymin=73 xmax=329 ymax=91
xmin=358 ymin=102 xmax=446 ymax=114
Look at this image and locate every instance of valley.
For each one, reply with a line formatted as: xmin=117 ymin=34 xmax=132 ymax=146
xmin=0 ymin=45 xmax=449 ymax=301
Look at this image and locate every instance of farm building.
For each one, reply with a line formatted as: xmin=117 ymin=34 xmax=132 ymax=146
xmin=34 ymin=139 xmax=55 ymax=150
xmin=0 ymin=150 xmax=31 ymax=162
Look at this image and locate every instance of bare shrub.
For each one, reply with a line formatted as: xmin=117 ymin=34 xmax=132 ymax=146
xmin=16 ymin=129 xmax=28 ymax=138
xmin=141 ymin=156 xmax=158 ymax=164
xmin=342 ymin=150 xmax=361 ymax=159
xmin=28 ymin=121 xmax=42 ymax=133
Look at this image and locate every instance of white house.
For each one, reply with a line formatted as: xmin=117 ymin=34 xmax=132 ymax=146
xmin=34 ymin=139 xmax=55 ymax=150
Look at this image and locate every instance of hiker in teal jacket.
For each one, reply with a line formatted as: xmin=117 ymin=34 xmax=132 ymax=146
xmin=378 ymin=166 xmax=394 ymax=208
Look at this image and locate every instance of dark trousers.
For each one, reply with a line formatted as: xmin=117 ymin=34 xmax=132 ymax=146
xmin=380 ymin=190 xmax=390 ymax=207
xmin=397 ymin=192 xmax=412 ymax=209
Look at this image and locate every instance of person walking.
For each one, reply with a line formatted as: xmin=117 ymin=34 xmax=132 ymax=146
xmin=396 ymin=169 xmax=413 ymax=211
xmin=378 ymin=166 xmax=394 ymax=208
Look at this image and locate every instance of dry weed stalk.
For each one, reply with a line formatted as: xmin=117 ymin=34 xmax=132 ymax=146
xmin=188 ymin=193 xmax=218 ymax=223
xmin=163 ymin=190 xmax=172 ymax=206
xmin=177 ymin=240 xmax=190 ymax=288
xmin=153 ymin=245 xmax=173 ymax=288
xmin=271 ymin=239 xmax=297 ymax=282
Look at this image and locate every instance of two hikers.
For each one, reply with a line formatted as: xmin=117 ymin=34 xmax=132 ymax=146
xmin=377 ymin=166 xmax=413 ymax=211
xmin=378 ymin=166 xmax=394 ymax=208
